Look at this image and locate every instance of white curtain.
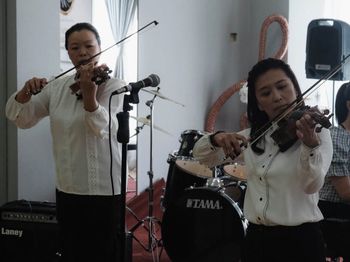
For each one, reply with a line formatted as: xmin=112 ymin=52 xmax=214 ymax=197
xmin=105 ymin=0 xmax=137 ymax=79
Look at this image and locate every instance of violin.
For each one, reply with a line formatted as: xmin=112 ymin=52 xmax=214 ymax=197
xmin=69 ymin=64 xmax=112 ymax=99
xmin=270 ymin=105 xmax=333 ymax=152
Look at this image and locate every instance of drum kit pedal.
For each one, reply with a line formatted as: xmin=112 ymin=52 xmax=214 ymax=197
xmin=161 ymin=130 xmax=249 ymax=262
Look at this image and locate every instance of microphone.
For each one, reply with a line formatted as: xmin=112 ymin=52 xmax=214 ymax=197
xmin=112 ymin=74 xmax=160 ymax=95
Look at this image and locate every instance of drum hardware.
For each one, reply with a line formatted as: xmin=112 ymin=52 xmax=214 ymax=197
xmin=205 ymin=166 xmax=224 ymax=188
xmin=205 ymin=177 xmax=224 ymax=188
xmin=129 ymin=122 xmax=144 ymax=139
xmin=142 ymin=88 xmax=186 ymax=107
xmin=159 ymin=188 xmax=166 ymax=212
xmin=130 ymin=115 xmax=173 ymax=136
xmin=128 ymin=88 xmax=163 ymax=262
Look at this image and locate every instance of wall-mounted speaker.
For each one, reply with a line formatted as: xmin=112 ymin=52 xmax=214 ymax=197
xmin=305 ymin=19 xmax=350 ymax=81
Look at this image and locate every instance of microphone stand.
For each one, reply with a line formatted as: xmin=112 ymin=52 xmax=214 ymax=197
xmin=129 ymin=88 xmax=163 ymax=262
xmin=117 ymin=90 xmax=141 ymax=262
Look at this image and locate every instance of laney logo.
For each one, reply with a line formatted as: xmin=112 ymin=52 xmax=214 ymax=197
xmin=1 ymin=227 xmax=23 ymax=238
xmin=186 ymin=199 xmax=223 ymax=209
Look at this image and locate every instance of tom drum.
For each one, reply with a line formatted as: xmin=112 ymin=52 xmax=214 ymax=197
xmin=177 ymin=130 xmax=207 ymax=157
xmin=223 ymin=162 xmax=247 ymax=182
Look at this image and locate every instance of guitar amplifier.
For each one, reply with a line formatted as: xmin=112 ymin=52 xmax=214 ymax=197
xmin=0 ymin=200 xmax=60 ymax=262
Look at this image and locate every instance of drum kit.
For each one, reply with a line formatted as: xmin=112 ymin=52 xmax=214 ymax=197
xmin=161 ymin=130 xmax=248 ymax=262
xmin=132 ymin=89 xmax=248 ymax=261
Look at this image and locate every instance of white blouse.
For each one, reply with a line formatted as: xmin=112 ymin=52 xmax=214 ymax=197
xmin=193 ymin=126 xmax=333 ymax=226
xmin=6 ymin=74 xmax=125 ymax=196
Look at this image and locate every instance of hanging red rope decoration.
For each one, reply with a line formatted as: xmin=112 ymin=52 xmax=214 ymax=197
xmin=205 ymin=14 xmax=289 ymax=132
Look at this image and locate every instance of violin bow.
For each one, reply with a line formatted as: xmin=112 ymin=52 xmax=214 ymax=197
xmin=48 ymin=20 xmax=159 ymax=85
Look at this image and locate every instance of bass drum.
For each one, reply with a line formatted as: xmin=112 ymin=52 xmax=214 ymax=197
xmin=162 ymin=186 xmax=248 ymax=262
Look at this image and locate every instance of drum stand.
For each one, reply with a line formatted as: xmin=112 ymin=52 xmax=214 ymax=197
xmin=129 ymin=89 xmax=163 ymax=262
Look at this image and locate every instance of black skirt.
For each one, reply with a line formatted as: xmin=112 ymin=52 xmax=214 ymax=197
xmin=56 ymin=190 xmax=122 ymax=262
xmin=242 ymin=222 xmax=326 ymax=262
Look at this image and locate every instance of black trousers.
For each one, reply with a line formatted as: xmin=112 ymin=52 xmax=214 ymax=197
xmin=242 ymin=222 xmax=325 ymax=262
xmin=318 ymin=200 xmax=350 ymax=261
xmin=56 ymin=190 xmax=122 ymax=262
xmin=318 ymin=200 xmax=350 ymax=220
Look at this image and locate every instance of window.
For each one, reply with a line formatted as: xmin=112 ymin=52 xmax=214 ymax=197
xmin=92 ymin=1 xmax=138 ymax=84
xmin=92 ymin=0 xmax=138 ymax=145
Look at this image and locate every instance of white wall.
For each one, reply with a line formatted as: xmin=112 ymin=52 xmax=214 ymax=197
xmin=137 ymin=0 xmax=289 ymax=193
xmin=250 ymin=0 xmax=289 ymax=60
xmin=60 ymin=0 xmax=92 ymax=72
xmin=14 ymin=0 xmax=60 ymax=201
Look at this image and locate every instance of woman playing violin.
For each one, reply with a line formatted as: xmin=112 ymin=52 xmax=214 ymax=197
xmin=193 ymin=58 xmax=333 ymax=262
xmin=6 ymin=22 xmax=125 ymax=261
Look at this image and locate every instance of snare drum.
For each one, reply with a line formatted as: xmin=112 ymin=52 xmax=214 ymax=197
xmin=162 ymin=186 xmax=248 ymax=262
xmin=163 ymin=154 xmax=213 ymax=209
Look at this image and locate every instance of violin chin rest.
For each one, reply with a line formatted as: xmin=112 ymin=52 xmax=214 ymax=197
xmin=69 ymin=82 xmax=80 ymax=93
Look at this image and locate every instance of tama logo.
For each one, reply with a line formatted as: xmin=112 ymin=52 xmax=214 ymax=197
xmin=1 ymin=227 xmax=23 ymax=238
xmin=186 ymin=198 xmax=223 ymax=209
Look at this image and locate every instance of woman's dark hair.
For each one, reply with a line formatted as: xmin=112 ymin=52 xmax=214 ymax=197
xmin=65 ymin=22 xmax=101 ymax=50
xmin=246 ymin=58 xmax=303 ymax=153
xmin=335 ymin=82 xmax=350 ymax=124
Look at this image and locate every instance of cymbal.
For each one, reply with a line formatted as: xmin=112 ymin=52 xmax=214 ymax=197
xmin=142 ymin=88 xmax=185 ymax=107
xmin=130 ymin=115 xmax=173 ymax=136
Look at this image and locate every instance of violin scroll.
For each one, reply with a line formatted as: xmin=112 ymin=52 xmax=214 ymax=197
xmin=289 ymin=106 xmax=333 ymax=131
xmin=69 ymin=64 xmax=113 ymax=97
xmin=91 ymin=64 xmax=112 ymax=85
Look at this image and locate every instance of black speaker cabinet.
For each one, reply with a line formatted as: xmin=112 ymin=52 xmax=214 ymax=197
xmin=306 ymin=18 xmax=350 ymax=81
xmin=0 ymin=200 xmax=60 ymax=262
